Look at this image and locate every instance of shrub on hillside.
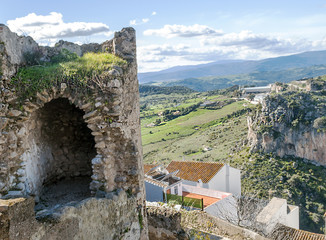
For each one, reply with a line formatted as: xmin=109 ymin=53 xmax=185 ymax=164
xmin=313 ymin=116 xmax=326 ymax=131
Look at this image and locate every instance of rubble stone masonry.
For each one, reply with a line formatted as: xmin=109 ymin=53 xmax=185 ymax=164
xmin=0 ymin=24 xmax=148 ymax=239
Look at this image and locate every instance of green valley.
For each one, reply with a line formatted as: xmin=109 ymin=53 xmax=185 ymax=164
xmin=140 ymin=84 xmax=326 ymax=234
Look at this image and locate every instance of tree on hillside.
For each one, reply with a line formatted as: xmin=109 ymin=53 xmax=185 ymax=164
xmin=248 ymin=94 xmax=255 ymax=101
xmin=155 ymin=118 xmax=161 ymax=126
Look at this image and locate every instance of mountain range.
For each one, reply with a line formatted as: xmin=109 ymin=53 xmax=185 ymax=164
xmin=138 ymin=50 xmax=326 ymax=91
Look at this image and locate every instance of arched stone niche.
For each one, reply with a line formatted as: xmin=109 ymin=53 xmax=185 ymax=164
xmin=0 ymin=25 xmax=145 ymax=203
xmin=21 ymin=97 xmax=96 ymax=202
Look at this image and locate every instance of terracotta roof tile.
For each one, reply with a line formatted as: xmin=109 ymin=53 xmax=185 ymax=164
xmin=272 ymin=224 xmax=326 ymax=240
xmin=166 ymin=161 xmax=224 ymax=183
xmin=291 ymin=229 xmax=326 ymax=240
xmin=182 ymin=191 xmax=220 ymax=207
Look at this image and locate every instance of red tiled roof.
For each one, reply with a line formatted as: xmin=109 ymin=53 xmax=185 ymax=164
xmin=166 ymin=161 xmax=224 ymax=183
xmin=144 ymin=164 xmax=157 ymax=174
xmin=291 ymin=229 xmax=326 ymax=240
xmin=182 ymin=191 xmax=220 ymax=208
xmin=272 ymin=224 xmax=326 ymax=240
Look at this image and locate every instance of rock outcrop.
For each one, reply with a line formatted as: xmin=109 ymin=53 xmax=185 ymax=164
xmin=248 ymin=85 xmax=326 ymax=165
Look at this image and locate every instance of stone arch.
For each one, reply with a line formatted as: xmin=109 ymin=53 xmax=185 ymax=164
xmin=1 ymin=82 xmax=130 ymax=200
xmin=21 ymin=97 xmax=97 ymax=204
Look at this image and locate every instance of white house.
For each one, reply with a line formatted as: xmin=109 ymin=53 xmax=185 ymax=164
xmin=166 ymin=161 xmax=241 ymax=196
xmin=144 ymin=161 xmax=240 ymax=207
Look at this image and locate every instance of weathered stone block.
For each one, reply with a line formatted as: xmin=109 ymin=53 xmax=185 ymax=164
xmin=95 ymin=141 xmax=106 ymax=149
xmin=8 ymin=110 xmax=22 ymax=117
xmin=83 ymin=110 xmax=97 ymax=119
xmin=0 ymin=117 xmax=8 ymax=130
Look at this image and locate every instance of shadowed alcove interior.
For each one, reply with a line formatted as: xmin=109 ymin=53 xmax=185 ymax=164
xmin=22 ymin=98 xmax=96 ymax=208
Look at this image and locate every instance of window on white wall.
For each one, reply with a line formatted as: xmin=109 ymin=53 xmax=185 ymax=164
xmin=174 ymin=186 xmax=178 ymax=195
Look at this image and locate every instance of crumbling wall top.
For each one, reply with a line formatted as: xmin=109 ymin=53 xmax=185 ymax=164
xmin=0 ymin=24 xmax=137 ymax=82
xmin=0 ymin=24 xmax=39 ymax=79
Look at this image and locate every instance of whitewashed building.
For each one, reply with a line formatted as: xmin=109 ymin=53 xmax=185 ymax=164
xmin=166 ymin=161 xmax=241 ymax=196
xmin=144 ymin=161 xmax=240 ymax=206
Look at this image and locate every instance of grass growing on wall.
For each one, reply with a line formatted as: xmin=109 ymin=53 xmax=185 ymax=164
xmin=61 ymin=52 xmax=127 ymax=79
xmin=11 ymin=50 xmax=127 ymax=101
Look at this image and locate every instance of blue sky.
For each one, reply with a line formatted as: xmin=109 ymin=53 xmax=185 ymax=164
xmin=2 ymin=0 xmax=326 ymax=72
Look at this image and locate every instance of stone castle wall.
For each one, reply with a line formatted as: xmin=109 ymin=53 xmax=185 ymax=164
xmin=0 ymin=195 xmax=142 ymax=240
xmin=0 ymin=24 xmax=148 ymax=239
xmin=147 ymin=205 xmax=268 ymax=240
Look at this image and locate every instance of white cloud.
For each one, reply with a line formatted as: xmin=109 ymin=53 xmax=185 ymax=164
xmin=138 ymin=44 xmax=211 ymax=72
xmin=7 ymin=12 xmax=63 ymax=28
xmin=201 ymin=30 xmax=314 ymax=54
xmin=143 ymin=24 xmax=223 ymax=38
xmin=7 ymin=12 xmax=110 ymax=41
xmin=129 ymin=19 xmax=137 ymax=26
xmin=128 ymin=12 xmax=155 ymax=27
xmin=142 ymin=18 xmax=149 ymax=23
xmin=129 ymin=18 xmax=150 ymax=26
xmin=138 ymin=28 xmax=326 ymax=72
xmin=137 ymin=44 xmax=230 ymax=72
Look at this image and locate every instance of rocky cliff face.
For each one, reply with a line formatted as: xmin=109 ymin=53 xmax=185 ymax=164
xmin=248 ymin=85 xmax=326 ymax=166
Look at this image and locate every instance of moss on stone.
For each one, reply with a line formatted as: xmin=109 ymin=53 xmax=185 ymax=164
xmin=138 ymin=210 xmax=143 ymax=229
xmin=11 ymin=51 xmax=127 ymax=102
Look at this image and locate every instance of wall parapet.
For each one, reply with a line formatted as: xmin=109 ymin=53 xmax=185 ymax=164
xmin=0 ymin=194 xmax=142 ymax=240
xmin=147 ymin=205 xmax=269 ymax=240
